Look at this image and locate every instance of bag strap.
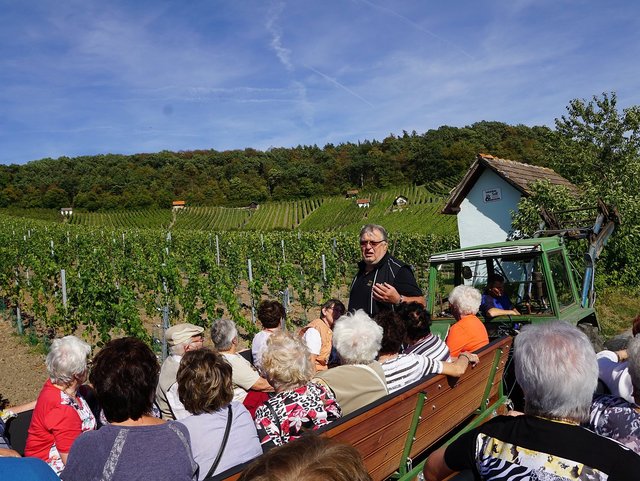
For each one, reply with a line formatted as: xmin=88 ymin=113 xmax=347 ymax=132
xmin=204 ymin=404 xmax=233 ymax=480
xmin=99 ymin=429 xmax=128 ymax=481
xmin=357 ymin=363 xmax=389 ymax=395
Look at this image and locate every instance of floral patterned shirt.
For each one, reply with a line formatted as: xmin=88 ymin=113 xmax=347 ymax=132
xmin=25 ymin=380 xmax=96 ymax=474
xmin=254 ymin=382 xmax=341 ymax=448
xmin=589 ymin=393 xmax=640 ymax=454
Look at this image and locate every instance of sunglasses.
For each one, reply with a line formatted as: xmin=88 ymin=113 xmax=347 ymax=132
xmin=360 ymin=239 xmax=386 ymax=248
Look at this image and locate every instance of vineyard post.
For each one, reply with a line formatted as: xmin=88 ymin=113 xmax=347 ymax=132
xmin=161 ymin=279 xmax=169 ymax=362
xmin=333 ymin=238 xmax=337 ymax=253
xmin=322 ymin=254 xmax=327 ymax=282
xmin=16 ymin=307 xmax=22 ymax=335
xmin=61 ymin=269 xmax=68 ymax=310
xmin=161 ymin=305 xmax=169 ymax=362
xmin=50 ymin=240 xmax=54 ymax=257
xmin=282 ymin=288 xmax=290 ymax=313
xmin=281 ymin=239 xmax=286 ymax=263
xmin=215 ymin=235 xmax=220 ymax=266
xmin=248 ymin=259 xmax=256 ymax=324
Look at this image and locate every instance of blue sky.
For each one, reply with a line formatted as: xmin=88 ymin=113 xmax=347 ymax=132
xmin=1 ymin=0 xmax=639 ymax=165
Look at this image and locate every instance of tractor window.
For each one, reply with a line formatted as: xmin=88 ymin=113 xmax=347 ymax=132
xmin=433 ymin=263 xmax=456 ymax=317
xmin=548 ymin=250 xmax=575 ymax=309
xmin=430 ymin=255 xmax=552 ymax=319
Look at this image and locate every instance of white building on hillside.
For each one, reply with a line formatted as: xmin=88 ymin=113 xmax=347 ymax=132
xmin=442 ymin=154 xmax=578 ymax=248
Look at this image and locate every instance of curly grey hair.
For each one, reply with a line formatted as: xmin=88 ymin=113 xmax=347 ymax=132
xmin=627 ymin=335 xmax=640 ymax=402
xmin=332 ymin=309 xmax=383 ymax=365
xmin=261 ymin=331 xmax=314 ymax=392
xmin=448 ymin=285 xmax=482 ymax=316
xmin=46 ymin=335 xmax=91 ymax=386
xmin=210 ymin=318 xmax=238 ymax=351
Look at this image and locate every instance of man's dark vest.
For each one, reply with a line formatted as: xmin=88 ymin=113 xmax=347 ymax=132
xmin=348 ymin=253 xmax=413 ymax=316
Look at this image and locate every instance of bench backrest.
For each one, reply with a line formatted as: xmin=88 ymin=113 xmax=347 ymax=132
xmin=214 ymin=336 xmax=513 ymax=481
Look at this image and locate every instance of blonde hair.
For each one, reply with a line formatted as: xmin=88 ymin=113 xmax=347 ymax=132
xmin=262 ymin=331 xmax=314 ymax=391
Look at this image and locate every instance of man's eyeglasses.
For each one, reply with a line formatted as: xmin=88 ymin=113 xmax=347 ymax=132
xmin=360 ymin=239 xmax=386 ymax=248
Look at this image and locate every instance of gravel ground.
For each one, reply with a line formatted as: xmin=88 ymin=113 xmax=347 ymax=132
xmin=0 ymin=316 xmax=48 ymax=406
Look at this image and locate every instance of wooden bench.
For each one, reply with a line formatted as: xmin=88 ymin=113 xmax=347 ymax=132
xmin=214 ymin=335 xmax=512 ymax=481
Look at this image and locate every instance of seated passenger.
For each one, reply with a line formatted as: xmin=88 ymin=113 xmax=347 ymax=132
xmin=238 ymin=434 xmax=372 ymax=481
xmin=589 ymin=335 xmax=640 ymax=454
xmin=375 ymin=311 xmax=478 ymax=393
xmin=399 ymin=302 xmax=450 ymax=361
xmin=445 ymin=285 xmax=489 ymax=358
xmin=25 ymin=336 xmax=96 ymax=475
xmin=0 ymin=457 xmax=59 ymax=481
xmin=254 ymin=332 xmax=341 ymax=449
xmin=61 ymin=337 xmax=198 ymax=481
xmin=176 ymin=349 xmax=262 ymax=479
xmin=156 ymin=323 xmax=205 ymax=420
xmin=479 ymin=274 xmax=520 ymax=319
xmin=424 ymin=322 xmax=640 ymax=481
xmin=252 ymin=300 xmax=286 ymax=371
xmin=313 ymin=310 xmax=388 ymax=415
xmin=300 ymin=299 xmax=346 ymax=372
xmin=596 ymin=346 xmax=633 ymax=402
xmin=1 ymin=400 xmax=37 ymax=458
xmin=211 ymin=319 xmax=273 ymax=403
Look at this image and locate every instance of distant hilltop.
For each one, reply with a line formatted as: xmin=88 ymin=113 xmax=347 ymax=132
xmin=0 ymin=121 xmax=553 ymax=212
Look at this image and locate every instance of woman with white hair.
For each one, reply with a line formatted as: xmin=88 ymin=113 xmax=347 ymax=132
xmin=254 ymin=332 xmax=341 ymax=449
xmin=314 ymin=310 xmax=388 ymax=415
xmin=25 ymin=335 xmax=96 ymax=474
xmin=445 ymin=285 xmax=489 ymax=358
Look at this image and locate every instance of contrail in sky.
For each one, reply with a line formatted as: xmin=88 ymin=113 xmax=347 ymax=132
xmin=357 ymin=0 xmax=475 ymax=60
xmin=305 ymin=66 xmax=374 ymax=107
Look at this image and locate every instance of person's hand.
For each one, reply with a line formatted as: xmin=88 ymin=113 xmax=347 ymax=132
xmin=0 ymin=447 xmax=21 ymax=458
xmin=372 ymin=282 xmax=401 ymax=304
xmin=460 ymin=352 xmax=479 ymax=365
xmin=506 ymin=410 xmax=524 ymax=417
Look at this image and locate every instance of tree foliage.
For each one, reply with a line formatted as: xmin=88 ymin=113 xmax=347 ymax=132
xmin=515 ymin=92 xmax=640 ymax=286
xmin=0 ymin=122 xmax=552 ymax=211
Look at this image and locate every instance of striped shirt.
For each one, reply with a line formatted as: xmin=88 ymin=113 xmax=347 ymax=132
xmin=380 ymin=353 xmax=443 ymax=393
xmin=403 ymin=334 xmax=450 ymax=362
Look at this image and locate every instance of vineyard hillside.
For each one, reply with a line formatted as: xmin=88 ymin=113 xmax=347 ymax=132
xmin=1 ymin=183 xmax=458 ymax=235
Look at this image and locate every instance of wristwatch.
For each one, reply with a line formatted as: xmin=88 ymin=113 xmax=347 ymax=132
xmin=396 ymin=295 xmax=404 ymax=306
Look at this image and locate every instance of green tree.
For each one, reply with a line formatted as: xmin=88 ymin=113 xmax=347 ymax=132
xmin=548 ymin=92 xmax=640 ymax=286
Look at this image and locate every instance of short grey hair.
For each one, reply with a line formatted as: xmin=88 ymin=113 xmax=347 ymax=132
xmin=448 ymin=285 xmax=482 ymax=316
xmin=359 ymin=224 xmax=387 ymax=242
xmin=211 ymin=319 xmax=238 ymax=351
xmin=627 ymin=336 xmax=640 ymax=401
xmin=46 ymin=335 xmax=91 ymax=385
xmin=262 ymin=331 xmax=314 ymax=392
xmin=514 ymin=321 xmax=598 ymax=423
xmin=169 ymin=340 xmax=189 ymax=356
xmin=333 ymin=310 xmax=383 ymax=365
